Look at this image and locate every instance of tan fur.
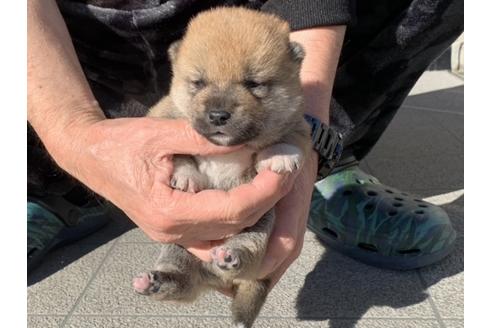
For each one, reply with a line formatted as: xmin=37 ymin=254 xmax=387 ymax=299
xmin=138 ymin=7 xmax=310 ymax=328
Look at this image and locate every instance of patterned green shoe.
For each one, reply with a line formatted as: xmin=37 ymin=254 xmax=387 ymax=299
xmin=28 ymin=191 xmax=110 ymax=273
xmin=308 ymin=166 xmax=456 ymax=270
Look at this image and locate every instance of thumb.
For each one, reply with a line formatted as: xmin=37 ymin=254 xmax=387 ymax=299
xmin=152 ymin=118 xmax=242 ymax=156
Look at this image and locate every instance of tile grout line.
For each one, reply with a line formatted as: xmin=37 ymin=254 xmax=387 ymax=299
xmin=59 ymin=239 xmax=119 ymax=328
xmin=417 ymin=269 xmax=447 ymax=328
xmin=441 ymin=89 xmax=464 ymax=95
xmin=401 ymin=105 xmax=464 ymax=116
xmin=427 ymin=112 xmax=464 ymax=146
xmin=56 ymin=313 xmax=441 ymax=321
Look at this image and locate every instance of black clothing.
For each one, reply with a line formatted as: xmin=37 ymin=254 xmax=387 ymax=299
xmin=28 ymin=0 xmax=464 ymax=193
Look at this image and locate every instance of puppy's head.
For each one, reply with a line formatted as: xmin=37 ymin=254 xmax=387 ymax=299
xmin=168 ymin=7 xmax=305 ymax=147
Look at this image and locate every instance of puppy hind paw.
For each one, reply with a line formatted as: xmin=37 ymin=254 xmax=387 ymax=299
xmin=132 ymin=271 xmax=179 ymax=296
xmin=211 ymin=246 xmax=241 ymax=271
xmin=132 ymin=272 xmax=155 ymax=295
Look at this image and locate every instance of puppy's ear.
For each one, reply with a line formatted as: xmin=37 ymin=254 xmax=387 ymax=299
xmin=168 ymin=40 xmax=182 ymax=62
xmin=289 ymin=41 xmax=305 ymax=63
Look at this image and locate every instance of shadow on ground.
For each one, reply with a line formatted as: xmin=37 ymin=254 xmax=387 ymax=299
xmin=296 ymin=84 xmax=463 ymax=327
xmin=27 ymin=206 xmax=135 ymax=286
xmin=296 ymin=193 xmax=463 ymax=328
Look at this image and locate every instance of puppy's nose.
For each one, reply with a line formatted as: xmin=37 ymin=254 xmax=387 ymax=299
xmin=208 ymin=110 xmax=231 ymax=126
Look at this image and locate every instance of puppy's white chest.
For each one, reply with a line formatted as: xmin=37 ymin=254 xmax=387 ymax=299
xmin=196 ymin=148 xmax=256 ymax=189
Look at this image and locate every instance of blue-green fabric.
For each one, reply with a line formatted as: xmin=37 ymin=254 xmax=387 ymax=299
xmin=27 ymin=202 xmax=65 ymax=255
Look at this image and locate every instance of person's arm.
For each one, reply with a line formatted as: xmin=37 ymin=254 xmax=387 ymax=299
xmin=28 ymin=0 xmax=105 ymax=172
xmin=259 ymin=25 xmax=346 ymax=285
xmin=28 ymin=0 xmax=294 ymax=245
xmin=291 ymin=25 xmax=346 ymax=124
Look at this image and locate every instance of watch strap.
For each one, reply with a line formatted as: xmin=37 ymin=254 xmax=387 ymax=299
xmin=304 ymin=114 xmax=344 ymax=179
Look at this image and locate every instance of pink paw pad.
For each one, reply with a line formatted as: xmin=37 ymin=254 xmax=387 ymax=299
xmin=132 ymin=273 xmax=151 ymax=294
xmin=211 ymin=246 xmax=240 ymax=270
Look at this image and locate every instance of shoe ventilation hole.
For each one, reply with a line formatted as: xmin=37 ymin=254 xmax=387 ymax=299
xmin=414 ymin=210 xmax=425 ymax=215
xmin=367 ymin=191 xmax=378 ymax=196
xmin=322 ymin=227 xmax=338 ymax=239
xmin=418 ymin=204 xmax=428 ymax=208
xmin=398 ymin=249 xmax=421 ymax=255
xmin=356 ymin=179 xmax=364 ymax=184
xmin=343 ymin=190 xmax=353 ymax=196
xmin=393 ymin=202 xmax=403 ymax=208
xmin=369 ymin=179 xmax=376 ymax=183
xmin=364 ymin=204 xmax=375 ymax=212
xmin=358 ymin=243 xmax=378 ymax=252
xmin=385 ymin=189 xmax=394 ymax=194
xmin=401 ymin=192 xmax=409 ymax=196
xmin=394 ymin=197 xmax=404 ymax=201
xmin=388 ymin=210 xmax=398 ymax=216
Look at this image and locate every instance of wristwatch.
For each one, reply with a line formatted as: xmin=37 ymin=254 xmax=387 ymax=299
xmin=304 ymin=114 xmax=344 ymax=180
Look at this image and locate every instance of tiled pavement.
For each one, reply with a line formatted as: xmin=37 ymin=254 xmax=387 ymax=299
xmin=27 ymin=71 xmax=464 ymax=328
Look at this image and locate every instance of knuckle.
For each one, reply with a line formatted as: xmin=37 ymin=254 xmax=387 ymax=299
xmin=280 ymin=235 xmax=297 ymax=253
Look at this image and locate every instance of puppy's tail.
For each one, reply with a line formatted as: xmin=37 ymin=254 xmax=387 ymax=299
xmin=231 ymin=279 xmax=269 ymax=328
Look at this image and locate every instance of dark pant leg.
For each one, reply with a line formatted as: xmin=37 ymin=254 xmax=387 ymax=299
xmin=332 ymin=0 xmax=464 ymax=164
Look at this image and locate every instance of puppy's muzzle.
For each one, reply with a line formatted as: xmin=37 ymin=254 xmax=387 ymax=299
xmin=208 ymin=110 xmax=231 ymax=126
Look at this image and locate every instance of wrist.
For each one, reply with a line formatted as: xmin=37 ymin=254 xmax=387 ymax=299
xmin=301 ymin=79 xmax=331 ymax=125
xmin=304 ymin=114 xmax=344 ymax=180
xmin=31 ymin=103 xmax=105 ymax=181
xmin=290 ymin=25 xmax=346 ymax=126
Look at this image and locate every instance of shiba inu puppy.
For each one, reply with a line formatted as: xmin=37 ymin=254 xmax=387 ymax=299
xmin=134 ymin=7 xmax=310 ymax=328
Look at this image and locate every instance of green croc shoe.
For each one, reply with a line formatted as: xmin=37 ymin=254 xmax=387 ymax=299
xmin=27 ymin=188 xmax=110 ymax=273
xmin=308 ymin=165 xmax=456 ymax=270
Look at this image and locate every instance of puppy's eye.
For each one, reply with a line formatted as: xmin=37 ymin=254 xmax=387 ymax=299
xmin=190 ymin=79 xmax=206 ymax=91
xmin=243 ymin=80 xmax=268 ymax=98
xmin=244 ymin=80 xmax=263 ymax=89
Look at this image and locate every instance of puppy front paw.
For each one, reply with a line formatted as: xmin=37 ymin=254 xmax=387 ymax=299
xmin=170 ymin=172 xmax=206 ymax=193
xmin=256 ymin=143 xmax=304 ymax=174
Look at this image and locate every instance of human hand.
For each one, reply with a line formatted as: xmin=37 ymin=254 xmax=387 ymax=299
xmin=257 ymin=150 xmax=318 ymax=288
xmin=64 ymin=117 xmax=296 ymax=244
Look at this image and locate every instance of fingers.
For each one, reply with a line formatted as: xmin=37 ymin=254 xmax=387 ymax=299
xmin=182 ymin=240 xmax=219 ymax=262
xmin=258 ymin=168 xmax=314 ymax=280
xmin=161 ymin=170 xmax=296 ymax=225
xmin=258 ymin=192 xmax=304 ymax=278
xmin=183 ymin=241 xmax=213 ymax=262
xmin=265 ymin=232 xmax=305 ymax=289
xmin=261 ymin=208 xmax=308 ymax=288
xmin=150 ymin=118 xmax=242 ymax=156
